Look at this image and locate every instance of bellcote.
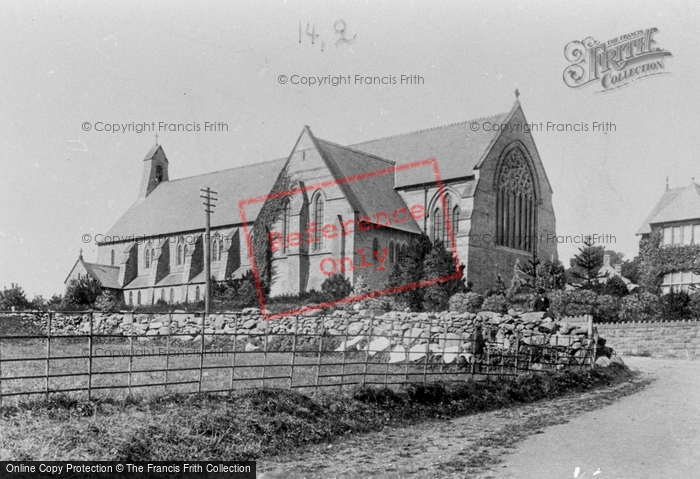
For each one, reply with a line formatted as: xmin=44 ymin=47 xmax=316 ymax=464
xmin=139 ymin=144 xmax=169 ymax=198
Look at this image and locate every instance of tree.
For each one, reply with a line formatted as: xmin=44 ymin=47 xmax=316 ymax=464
xmin=621 ymin=257 xmax=642 ymax=285
xmin=63 ymin=276 xmax=103 ymax=308
xmin=569 ymin=236 xmax=607 ymax=289
xmin=516 ymin=252 xmax=540 ymax=287
xmin=387 ymin=234 xmax=432 ymax=311
xmin=0 ymin=283 xmax=30 ymax=310
xmin=535 ymin=258 xmax=566 ymax=291
xmin=420 ymin=241 xmax=465 ymax=311
xmin=320 ymin=273 xmax=352 ymax=301
xmin=597 ymin=275 xmax=629 ymax=297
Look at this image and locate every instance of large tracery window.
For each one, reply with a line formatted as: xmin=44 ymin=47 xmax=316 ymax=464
xmin=495 ymin=147 xmax=536 ymax=252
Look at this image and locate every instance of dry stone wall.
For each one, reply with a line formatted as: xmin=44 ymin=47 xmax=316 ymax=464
xmin=11 ymin=308 xmax=595 ymax=354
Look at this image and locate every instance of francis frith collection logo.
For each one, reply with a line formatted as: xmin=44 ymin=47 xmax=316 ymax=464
xmin=563 ymin=28 xmax=672 ymax=92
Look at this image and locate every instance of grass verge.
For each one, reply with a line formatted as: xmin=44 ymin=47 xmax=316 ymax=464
xmin=0 ymin=363 xmax=633 ymax=461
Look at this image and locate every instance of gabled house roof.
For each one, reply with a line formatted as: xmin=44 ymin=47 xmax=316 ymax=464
xmin=312 ymin=135 xmax=423 ymax=234
xmin=103 ymin=158 xmax=287 ymax=242
xmin=351 ymin=111 xmax=511 ymax=188
xmin=637 ymin=182 xmax=700 ymax=234
xmin=64 ymin=256 xmax=121 ymax=289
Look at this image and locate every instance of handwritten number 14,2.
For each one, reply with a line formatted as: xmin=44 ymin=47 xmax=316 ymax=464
xmin=299 ymin=20 xmax=356 ymax=51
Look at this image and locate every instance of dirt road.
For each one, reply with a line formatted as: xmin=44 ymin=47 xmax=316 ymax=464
xmin=258 ymin=359 xmax=662 ymax=478
xmin=494 ymin=357 xmax=700 ymax=479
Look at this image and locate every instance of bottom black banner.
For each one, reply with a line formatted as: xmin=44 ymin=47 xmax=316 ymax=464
xmin=1 ymin=462 xmax=256 ymax=479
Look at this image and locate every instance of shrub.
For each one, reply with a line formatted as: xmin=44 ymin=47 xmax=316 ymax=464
xmin=618 ymin=291 xmax=661 ymax=321
xmin=480 ymin=294 xmax=508 ymax=314
xmin=0 ymin=283 xmax=30 ymax=310
xmin=449 ymin=292 xmax=484 ymax=314
xmin=535 ymin=259 xmax=566 ymax=290
xmin=594 ymin=294 xmax=620 ymax=322
xmin=660 ymin=291 xmax=691 ymax=321
xmin=690 ymin=292 xmax=700 ymax=318
xmin=63 ymin=276 xmax=103 ymax=309
xmin=596 ymin=276 xmax=630 ymax=297
xmin=320 ymin=274 xmax=352 ymax=301
xmin=94 ymin=290 xmax=121 ymax=312
xmin=548 ymin=289 xmax=598 ymax=318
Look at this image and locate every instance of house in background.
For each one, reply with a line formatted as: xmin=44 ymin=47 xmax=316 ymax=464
xmin=637 ymin=180 xmax=700 ymax=293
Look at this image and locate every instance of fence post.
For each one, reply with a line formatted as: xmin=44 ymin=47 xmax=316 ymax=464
xmin=229 ymin=313 xmax=239 ymax=393
xmin=164 ymin=312 xmax=172 ymax=394
xmin=591 ymin=332 xmax=599 ymax=370
xmin=45 ymin=312 xmax=52 ymax=400
xmin=514 ymin=335 xmax=520 ymax=376
xmin=314 ymin=319 xmax=324 ymax=395
xmin=404 ymin=320 xmax=411 ymax=385
xmin=362 ymin=316 xmax=374 ymax=386
xmin=422 ymin=320 xmax=430 ymax=385
xmin=198 ymin=312 xmax=206 ymax=393
xmin=290 ymin=316 xmax=299 ymax=389
xmin=470 ymin=331 xmax=475 ymax=381
xmin=554 ymin=334 xmax=559 ymax=370
xmin=263 ymin=317 xmax=270 ymax=389
xmin=340 ymin=316 xmax=349 ymax=393
xmin=87 ymin=311 xmax=93 ymax=401
xmin=127 ymin=311 xmax=134 ymax=397
xmin=440 ymin=319 xmax=449 ymax=381
xmin=384 ymin=319 xmax=393 ymax=388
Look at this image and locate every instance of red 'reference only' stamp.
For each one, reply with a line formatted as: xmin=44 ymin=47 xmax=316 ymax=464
xmin=238 ymin=157 xmax=460 ymax=320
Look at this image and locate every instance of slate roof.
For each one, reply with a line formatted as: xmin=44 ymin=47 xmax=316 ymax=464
xmin=637 ymin=182 xmax=700 ymax=234
xmin=65 ymin=257 xmax=121 ymax=289
xmin=351 ymin=111 xmax=511 ymax=188
xmin=103 ymin=157 xmax=287 ymax=242
xmin=313 ymin=136 xmax=423 ymax=234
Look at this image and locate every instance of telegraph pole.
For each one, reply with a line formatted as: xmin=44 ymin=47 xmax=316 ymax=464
xmin=200 ymin=187 xmax=218 ymax=314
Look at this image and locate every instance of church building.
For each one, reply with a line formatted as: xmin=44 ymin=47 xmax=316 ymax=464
xmin=65 ymin=95 xmax=558 ymax=305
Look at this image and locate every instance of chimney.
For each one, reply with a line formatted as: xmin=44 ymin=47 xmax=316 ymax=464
xmin=614 ymin=263 xmax=621 ymax=275
xmin=603 ymin=253 xmax=610 ymax=266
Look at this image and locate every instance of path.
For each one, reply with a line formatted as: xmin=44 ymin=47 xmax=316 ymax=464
xmin=257 ymin=360 xmax=654 ymax=478
xmin=493 ymin=357 xmax=700 ymax=479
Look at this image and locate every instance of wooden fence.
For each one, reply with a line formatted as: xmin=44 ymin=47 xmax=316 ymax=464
xmin=0 ymin=311 xmax=598 ymax=406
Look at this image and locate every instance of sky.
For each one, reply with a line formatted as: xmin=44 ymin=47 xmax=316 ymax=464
xmin=1 ymin=0 xmax=699 ymax=298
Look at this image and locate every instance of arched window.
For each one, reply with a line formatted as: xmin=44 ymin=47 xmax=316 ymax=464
xmin=212 ymin=239 xmax=219 ymax=262
xmin=452 ymin=206 xmax=461 ymax=235
xmin=145 ymin=248 xmax=150 ymax=269
xmin=389 ymin=241 xmax=395 ymax=264
xmin=151 ymin=248 xmax=155 ymax=266
xmin=129 ymin=291 xmax=133 ymax=306
xmin=313 ymin=193 xmax=325 ymax=251
xmin=160 ymin=289 xmax=165 ymax=302
xmin=177 ymin=244 xmax=183 ymax=266
xmin=283 ymin=199 xmax=291 ymax=253
xmin=137 ymin=291 xmax=141 ymax=305
xmin=155 ymin=165 xmax=163 ymax=183
xmin=432 ymin=207 xmax=444 ymax=243
xmin=110 ymin=249 xmax=115 ymax=266
xmin=218 ymin=238 xmax=224 ymax=260
xmin=195 ymin=286 xmax=200 ymax=302
xmin=169 ymin=288 xmax=174 ymax=303
xmin=495 ymin=146 xmax=536 ymax=252
xmin=372 ymin=238 xmax=380 ymax=265
xmin=183 ymin=245 xmax=188 ymax=262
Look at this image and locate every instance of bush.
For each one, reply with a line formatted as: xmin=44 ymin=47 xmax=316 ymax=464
xmin=480 ymin=294 xmax=508 ymax=314
xmin=594 ymin=294 xmax=620 ymax=322
xmin=548 ymin=289 xmax=598 ymax=318
xmin=618 ymin=291 xmax=661 ymax=321
xmin=63 ymin=276 xmax=103 ymax=309
xmin=320 ymin=274 xmax=352 ymax=301
xmin=449 ymin=292 xmax=484 ymax=314
xmin=596 ymin=276 xmax=629 ymax=297
xmin=0 ymin=283 xmax=30 ymax=310
xmin=660 ymin=291 xmax=691 ymax=321
xmin=94 ymin=290 xmax=121 ymax=312
xmin=690 ymin=292 xmax=700 ymax=318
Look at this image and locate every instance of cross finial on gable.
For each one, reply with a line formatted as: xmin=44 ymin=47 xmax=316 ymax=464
xmin=666 ymin=176 xmax=669 ymax=190
xmin=155 ymin=133 xmax=159 ymax=146
xmin=79 ymin=249 xmax=83 ymax=259
xmin=514 ymin=88 xmax=520 ymax=101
